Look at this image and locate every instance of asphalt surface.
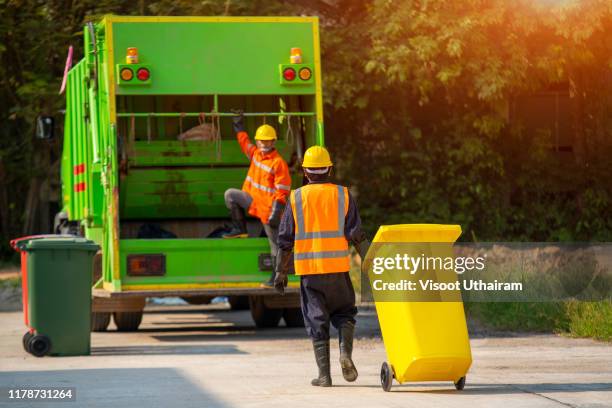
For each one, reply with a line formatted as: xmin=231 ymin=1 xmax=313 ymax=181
xmin=0 ymin=303 xmax=611 ymax=408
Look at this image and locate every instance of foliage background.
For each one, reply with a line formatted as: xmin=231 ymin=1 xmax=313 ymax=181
xmin=1 ymin=0 xmax=611 ymax=260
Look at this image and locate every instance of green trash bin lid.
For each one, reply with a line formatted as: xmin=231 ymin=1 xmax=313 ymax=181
xmin=25 ymin=237 xmax=100 ymax=252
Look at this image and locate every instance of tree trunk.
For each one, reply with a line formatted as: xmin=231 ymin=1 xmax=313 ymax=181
xmin=0 ymin=159 xmax=9 ymax=239
xmin=22 ymin=178 xmax=40 ymax=235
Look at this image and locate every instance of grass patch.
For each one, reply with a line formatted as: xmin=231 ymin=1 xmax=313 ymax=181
xmin=565 ymin=300 xmax=612 ymax=341
xmin=0 ymin=276 xmax=21 ymax=289
xmin=466 ymin=300 xmax=611 ymax=341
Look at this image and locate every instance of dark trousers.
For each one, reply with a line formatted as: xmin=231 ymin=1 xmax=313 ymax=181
xmin=224 ymin=188 xmax=278 ymax=257
xmin=300 ymin=272 xmax=357 ymax=341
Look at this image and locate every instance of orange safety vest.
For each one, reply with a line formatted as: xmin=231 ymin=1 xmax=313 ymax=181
xmin=237 ymin=131 xmax=291 ymax=223
xmin=290 ymin=183 xmax=350 ymax=275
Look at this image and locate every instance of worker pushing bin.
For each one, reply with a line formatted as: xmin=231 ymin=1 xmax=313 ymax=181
xmin=11 ymin=236 xmax=99 ymax=357
xmin=368 ymin=224 xmax=472 ymax=391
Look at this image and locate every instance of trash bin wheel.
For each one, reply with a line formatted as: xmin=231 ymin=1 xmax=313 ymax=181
xmin=91 ymin=312 xmax=111 ymax=332
xmin=380 ymin=362 xmax=393 ymax=392
xmin=249 ymin=296 xmax=282 ymax=328
xmin=28 ymin=335 xmax=51 ymax=357
xmin=113 ymin=311 xmax=143 ymax=331
xmin=22 ymin=332 xmax=33 ymax=352
xmin=454 ymin=376 xmax=466 ymax=391
xmin=282 ymin=307 xmax=305 ymax=327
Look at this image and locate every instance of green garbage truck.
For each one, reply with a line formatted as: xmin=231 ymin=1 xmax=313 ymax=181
xmin=57 ymin=15 xmax=325 ymax=331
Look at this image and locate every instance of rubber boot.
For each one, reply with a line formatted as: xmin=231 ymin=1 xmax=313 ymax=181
xmin=339 ymin=322 xmax=358 ymax=382
xmin=260 ymin=256 xmax=276 ymax=288
xmin=222 ymin=204 xmax=248 ymax=238
xmin=311 ymin=340 xmax=332 ymax=387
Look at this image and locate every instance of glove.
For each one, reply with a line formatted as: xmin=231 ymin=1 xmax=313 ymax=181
xmin=267 ymin=200 xmax=284 ymax=228
xmin=356 ymin=238 xmax=370 ymax=260
xmin=232 ymin=109 xmax=245 ymax=133
xmin=273 ymin=249 xmax=292 ymax=295
xmin=357 ymin=239 xmax=370 ymax=275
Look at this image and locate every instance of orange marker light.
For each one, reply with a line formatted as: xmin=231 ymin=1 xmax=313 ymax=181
xmin=298 ymin=67 xmax=312 ymax=81
xmin=290 ymin=47 xmax=302 ymax=64
xmin=120 ymin=68 xmax=133 ymax=81
xmin=126 ymin=47 xmax=139 ymax=64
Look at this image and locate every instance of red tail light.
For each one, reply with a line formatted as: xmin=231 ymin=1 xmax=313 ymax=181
xmin=283 ymin=68 xmax=296 ymax=81
xmin=136 ymin=68 xmax=150 ymax=81
xmin=127 ymin=254 xmax=165 ymax=276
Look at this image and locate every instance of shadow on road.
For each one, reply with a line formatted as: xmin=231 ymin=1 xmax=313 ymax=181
xmin=0 ymin=368 xmax=228 ymax=408
xmin=367 ymin=381 xmax=612 ymax=394
xmin=92 ymin=344 xmax=247 ymax=356
xmin=133 ymin=307 xmax=380 ymax=340
xmin=149 ymin=328 xmax=306 ymax=343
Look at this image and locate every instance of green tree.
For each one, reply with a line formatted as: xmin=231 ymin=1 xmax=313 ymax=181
xmin=1 ymin=0 xmax=611 ymax=260
xmin=316 ymin=0 xmax=612 ymax=241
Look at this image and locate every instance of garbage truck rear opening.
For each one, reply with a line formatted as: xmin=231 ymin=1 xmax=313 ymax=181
xmin=59 ymin=16 xmax=326 ymax=330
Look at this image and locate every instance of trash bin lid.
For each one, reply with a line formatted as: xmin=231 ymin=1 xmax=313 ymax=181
xmin=373 ymin=224 xmax=462 ymax=243
xmin=25 ymin=237 xmax=100 ymax=252
xmin=11 ymin=234 xmax=76 ymax=251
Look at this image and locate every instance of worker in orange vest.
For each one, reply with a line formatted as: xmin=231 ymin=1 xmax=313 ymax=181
xmin=222 ymin=111 xmax=292 ymax=286
xmin=273 ymin=146 xmax=369 ymax=387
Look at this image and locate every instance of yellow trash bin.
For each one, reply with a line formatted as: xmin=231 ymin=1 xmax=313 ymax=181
xmin=370 ymin=224 xmax=472 ymax=391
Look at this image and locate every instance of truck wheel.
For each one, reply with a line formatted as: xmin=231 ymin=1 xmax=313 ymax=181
xmin=91 ymin=312 xmax=111 ymax=332
xmin=228 ymin=296 xmax=250 ymax=310
xmin=283 ymin=307 xmax=305 ymax=327
xmin=249 ymin=296 xmax=282 ymax=328
xmin=28 ymin=335 xmax=51 ymax=357
xmin=113 ymin=311 xmax=143 ymax=331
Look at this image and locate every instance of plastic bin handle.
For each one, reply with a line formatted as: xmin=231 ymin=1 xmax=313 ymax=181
xmin=10 ymin=234 xmax=77 ymax=251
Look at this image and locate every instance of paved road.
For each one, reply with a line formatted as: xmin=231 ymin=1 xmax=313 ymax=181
xmin=0 ymin=304 xmax=610 ymax=408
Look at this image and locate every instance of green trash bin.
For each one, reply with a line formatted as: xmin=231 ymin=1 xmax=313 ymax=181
xmin=23 ymin=237 xmax=99 ymax=357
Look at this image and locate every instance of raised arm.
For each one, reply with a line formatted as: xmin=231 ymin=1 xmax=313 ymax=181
xmin=232 ymin=110 xmax=256 ymax=160
xmin=237 ymin=131 xmax=256 ymax=160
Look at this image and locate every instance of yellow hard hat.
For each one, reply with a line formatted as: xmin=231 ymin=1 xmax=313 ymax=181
xmin=254 ymin=124 xmax=277 ymax=141
xmin=302 ymin=145 xmax=333 ymax=168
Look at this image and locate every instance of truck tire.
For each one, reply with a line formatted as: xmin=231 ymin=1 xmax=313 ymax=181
xmin=228 ymin=296 xmax=250 ymax=310
xmin=91 ymin=312 xmax=111 ymax=332
xmin=113 ymin=311 xmax=143 ymax=331
xmin=249 ymin=296 xmax=282 ymax=328
xmin=283 ymin=307 xmax=305 ymax=327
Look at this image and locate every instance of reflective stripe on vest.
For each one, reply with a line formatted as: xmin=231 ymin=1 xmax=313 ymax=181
xmin=252 ymin=157 xmax=274 ymax=174
xmin=245 ymin=175 xmax=275 ymax=194
xmin=291 ymin=184 xmax=350 ymax=275
xmin=294 ymin=250 xmax=350 ymax=260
